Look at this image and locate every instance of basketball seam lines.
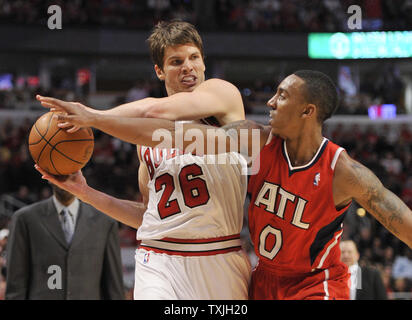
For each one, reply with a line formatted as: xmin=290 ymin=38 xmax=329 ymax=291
xmin=34 ymin=122 xmax=62 ymax=164
xmin=48 ymin=139 xmax=92 ymax=175
xmin=30 ymin=113 xmax=54 ymax=146
xmin=51 ymin=139 xmax=93 ymax=165
xmin=33 ymin=117 xmax=93 ymax=173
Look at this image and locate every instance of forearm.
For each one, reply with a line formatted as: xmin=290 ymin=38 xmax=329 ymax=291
xmin=81 ymin=186 xmax=146 ymax=229
xmin=99 ymin=97 xmax=158 ymax=118
xmin=90 ymin=114 xmax=176 ymax=148
xmin=361 ymin=186 xmax=412 ymax=248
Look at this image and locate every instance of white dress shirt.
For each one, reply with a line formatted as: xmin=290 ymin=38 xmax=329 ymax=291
xmin=349 ymin=263 xmax=361 ymax=300
xmin=52 ymin=196 xmax=80 ymax=228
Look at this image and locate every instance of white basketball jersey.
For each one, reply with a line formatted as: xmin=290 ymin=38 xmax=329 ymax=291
xmin=136 ymin=146 xmax=248 ymax=240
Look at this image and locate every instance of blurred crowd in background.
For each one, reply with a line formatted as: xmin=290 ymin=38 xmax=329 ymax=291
xmin=0 ymin=61 xmax=407 ymax=116
xmin=0 ymin=0 xmax=412 ymax=32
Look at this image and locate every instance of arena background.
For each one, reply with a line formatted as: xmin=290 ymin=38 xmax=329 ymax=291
xmin=0 ymin=0 xmax=412 ymax=300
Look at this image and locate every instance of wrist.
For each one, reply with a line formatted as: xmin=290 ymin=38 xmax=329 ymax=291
xmin=77 ymin=184 xmax=93 ymax=204
xmin=88 ymin=112 xmax=100 ymax=128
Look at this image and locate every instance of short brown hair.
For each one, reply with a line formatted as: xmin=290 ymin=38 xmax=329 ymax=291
xmin=147 ymin=20 xmax=204 ymax=70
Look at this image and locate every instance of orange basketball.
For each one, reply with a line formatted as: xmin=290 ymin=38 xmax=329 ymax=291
xmin=28 ymin=112 xmax=94 ymax=175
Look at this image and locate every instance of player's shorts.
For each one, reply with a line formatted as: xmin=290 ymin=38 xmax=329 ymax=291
xmin=133 ymin=235 xmax=252 ymax=300
xmin=249 ymin=260 xmax=350 ymax=300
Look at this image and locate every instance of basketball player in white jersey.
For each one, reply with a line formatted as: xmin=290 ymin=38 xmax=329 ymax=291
xmin=36 ymin=21 xmax=251 ymax=299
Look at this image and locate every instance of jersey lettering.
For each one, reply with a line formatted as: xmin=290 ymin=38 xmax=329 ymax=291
xmin=143 ymin=148 xmax=155 ymax=179
xmin=155 ymin=173 xmax=181 ymax=219
xmin=259 ymin=225 xmax=282 ymax=260
xmin=155 ymin=163 xmax=210 ymax=219
xmin=254 ymin=181 xmax=311 ymax=230
xmin=142 ymin=147 xmax=184 ymax=179
xmin=179 ymin=164 xmax=210 ymax=208
xmin=153 ymin=148 xmax=163 ymax=168
xmin=291 ymin=198 xmax=309 ymax=229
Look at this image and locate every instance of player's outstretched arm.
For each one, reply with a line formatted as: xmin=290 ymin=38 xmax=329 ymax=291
xmin=34 ymin=166 xmax=145 ymax=229
xmin=37 ymin=78 xmax=244 ymax=124
xmin=104 ymin=79 xmax=245 ymax=123
xmin=334 ymin=153 xmax=412 ymax=248
xmin=34 ymin=96 xmax=268 ymax=157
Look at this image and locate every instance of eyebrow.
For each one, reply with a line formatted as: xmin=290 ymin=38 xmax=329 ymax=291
xmin=167 ymin=55 xmax=183 ymax=61
xmin=167 ymin=52 xmax=200 ymax=61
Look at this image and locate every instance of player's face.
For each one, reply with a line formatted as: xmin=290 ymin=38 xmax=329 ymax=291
xmin=155 ymin=44 xmax=205 ymax=96
xmin=266 ymin=74 xmax=308 ymax=138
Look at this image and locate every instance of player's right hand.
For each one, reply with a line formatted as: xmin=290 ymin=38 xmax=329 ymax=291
xmin=36 ymin=95 xmax=95 ymax=133
xmin=34 ymin=164 xmax=89 ymax=201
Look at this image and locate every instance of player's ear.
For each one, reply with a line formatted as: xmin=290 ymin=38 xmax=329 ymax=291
xmin=154 ymin=65 xmax=165 ymax=81
xmin=302 ymin=104 xmax=316 ymax=119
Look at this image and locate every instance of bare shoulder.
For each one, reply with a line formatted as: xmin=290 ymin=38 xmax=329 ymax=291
xmin=195 ymin=78 xmax=244 ymax=123
xmin=196 ymin=78 xmax=242 ymax=102
xmin=198 ymin=78 xmax=240 ymax=92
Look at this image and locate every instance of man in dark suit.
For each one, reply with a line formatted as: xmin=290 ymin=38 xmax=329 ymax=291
xmin=5 ymin=182 xmax=125 ymax=300
xmin=340 ymin=240 xmax=387 ymax=300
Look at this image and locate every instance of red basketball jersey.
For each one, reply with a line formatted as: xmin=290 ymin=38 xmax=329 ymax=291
xmin=248 ymin=135 xmax=350 ymax=274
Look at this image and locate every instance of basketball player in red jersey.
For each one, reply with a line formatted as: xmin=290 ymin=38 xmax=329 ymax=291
xmin=38 ymin=69 xmax=412 ymax=300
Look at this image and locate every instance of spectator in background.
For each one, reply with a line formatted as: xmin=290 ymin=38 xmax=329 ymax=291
xmin=0 ymin=228 xmax=8 ymax=253
xmin=401 ymin=177 xmax=412 ymax=209
xmin=340 ymin=240 xmax=387 ymax=300
xmin=0 ymin=229 xmax=9 ymax=300
xmin=381 ymin=265 xmax=394 ymax=297
xmin=125 ymin=80 xmax=150 ymax=103
xmin=6 ymin=183 xmax=124 ymax=300
xmin=392 ymin=247 xmax=412 ymax=281
xmin=380 ymin=151 xmax=403 ymax=176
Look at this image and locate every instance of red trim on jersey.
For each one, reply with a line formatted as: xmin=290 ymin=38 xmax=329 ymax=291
xmin=161 ymin=234 xmax=240 ymax=244
xmin=138 ymin=245 xmax=242 ymax=257
xmin=138 ymin=234 xmax=242 ymax=256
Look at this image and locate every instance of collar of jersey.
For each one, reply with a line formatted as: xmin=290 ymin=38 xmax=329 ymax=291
xmin=281 ymin=137 xmax=329 ymax=176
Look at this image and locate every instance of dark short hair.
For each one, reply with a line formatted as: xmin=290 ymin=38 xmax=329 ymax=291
xmin=147 ymin=20 xmax=204 ymax=70
xmin=293 ymin=70 xmax=339 ymax=123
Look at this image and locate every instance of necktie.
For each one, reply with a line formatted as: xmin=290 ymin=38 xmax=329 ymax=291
xmin=60 ymin=208 xmax=75 ymax=244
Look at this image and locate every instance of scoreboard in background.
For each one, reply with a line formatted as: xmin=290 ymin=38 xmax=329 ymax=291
xmin=308 ymin=31 xmax=412 ymax=59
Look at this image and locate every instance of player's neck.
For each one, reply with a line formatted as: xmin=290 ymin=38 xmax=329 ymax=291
xmin=284 ymin=128 xmax=323 ymax=167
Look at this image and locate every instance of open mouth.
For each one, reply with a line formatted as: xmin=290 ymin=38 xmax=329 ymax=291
xmin=181 ymin=75 xmax=197 ymax=87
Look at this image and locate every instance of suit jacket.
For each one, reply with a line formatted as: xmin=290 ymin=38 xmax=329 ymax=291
xmin=5 ymin=197 xmax=124 ymax=300
xmin=356 ymin=266 xmax=387 ymax=300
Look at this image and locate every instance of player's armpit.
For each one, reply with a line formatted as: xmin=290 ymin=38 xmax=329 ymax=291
xmin=334 ymin=154 xmax=412 ymax=248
